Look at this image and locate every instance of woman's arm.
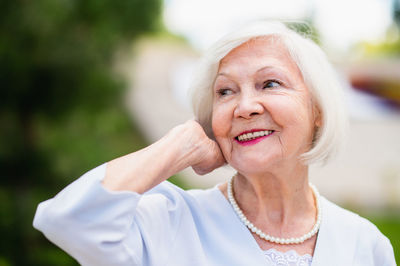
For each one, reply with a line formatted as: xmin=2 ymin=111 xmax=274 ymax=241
xmin=102 ymin=120 xmax=225 ymax=193
xmin=33 ymin=120 xmax=225 ymax=265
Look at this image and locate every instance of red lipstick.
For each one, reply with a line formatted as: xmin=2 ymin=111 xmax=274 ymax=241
xmin=234 ymin=129 xmax=274 ymax=146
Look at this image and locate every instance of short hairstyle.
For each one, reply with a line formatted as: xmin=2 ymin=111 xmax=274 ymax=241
xmin=191 ymin=21 xmax=347 ymax=164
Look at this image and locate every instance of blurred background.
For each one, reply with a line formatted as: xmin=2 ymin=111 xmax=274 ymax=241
xmin=0 ymin=0 xmax=399 ymax=265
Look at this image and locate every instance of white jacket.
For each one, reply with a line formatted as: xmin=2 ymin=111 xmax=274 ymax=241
xmin=33 ymin=164 xmax=396 ymax=265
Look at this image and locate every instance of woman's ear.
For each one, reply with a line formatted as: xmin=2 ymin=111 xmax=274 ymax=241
xmin=311 ymin=103 xmax=322 ymax=146
xmin=313 ymin=104 xmax=322 ymax=128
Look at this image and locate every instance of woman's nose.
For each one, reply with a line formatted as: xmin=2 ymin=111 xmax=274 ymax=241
xmin=234 ymin=92 xmax=264 ymax=119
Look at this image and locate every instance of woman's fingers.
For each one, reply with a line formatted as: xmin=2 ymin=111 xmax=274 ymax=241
xmin=191 ymin=135 xmax=226 ymax=175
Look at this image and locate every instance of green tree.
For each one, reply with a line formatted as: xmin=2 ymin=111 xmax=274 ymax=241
xmin=0 ymin=0 xmax=162 ymax=265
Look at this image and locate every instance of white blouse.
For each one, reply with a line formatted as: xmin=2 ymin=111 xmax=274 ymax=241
xmin=33 ymin=163 xmax=396 ymax=266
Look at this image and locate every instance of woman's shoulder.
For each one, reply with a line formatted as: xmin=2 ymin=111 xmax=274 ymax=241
xmin=137 ymin=181 xmax=227 ymax=227
xmin=143 ymin=181 xmax=222 ymax=210
xmin=147 ymin=181 xmax=218 ymax=199
xmin=321 ymin=196 xmax=382 ymax=234
xmin=320 ymin=196 xmax=394 ymax=255
xmin=313 ymin=197 xmax=396 ymax=265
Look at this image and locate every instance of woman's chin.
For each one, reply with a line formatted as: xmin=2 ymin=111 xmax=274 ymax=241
xmin=229 ymin=156 xmax=280 ymax=176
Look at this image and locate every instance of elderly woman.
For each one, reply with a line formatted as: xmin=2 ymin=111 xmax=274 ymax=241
xmin=33 ymin=21 xmax=395 ymax=265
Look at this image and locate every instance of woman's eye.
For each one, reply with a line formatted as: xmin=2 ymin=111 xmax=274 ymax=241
xmin=217 ymin=88 xmax=233 ymax=96
xmin=263 ymin=80 xmax=281 ymax=89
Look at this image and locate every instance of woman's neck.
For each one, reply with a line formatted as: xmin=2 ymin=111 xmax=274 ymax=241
xmin=232 ymin=163 xmax=315 ymax=227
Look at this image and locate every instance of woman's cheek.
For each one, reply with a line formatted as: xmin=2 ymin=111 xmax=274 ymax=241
xmin=270 ymin=96 xmax=306 ymax=124
xmin=211 ymin=106 xmax=231 ymax=137
xmin=212 ymin=107 xmax=234 ymax=159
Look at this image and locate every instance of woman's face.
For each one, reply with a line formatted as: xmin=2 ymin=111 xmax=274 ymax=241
xmin=211 ymin=38 xmax=319 ymax=175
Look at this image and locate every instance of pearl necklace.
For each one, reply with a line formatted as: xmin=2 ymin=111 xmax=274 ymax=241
xmin=227 ymin=175 xmax=322 ymax=245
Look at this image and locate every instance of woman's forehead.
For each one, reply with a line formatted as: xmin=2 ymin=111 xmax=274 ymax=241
xmin=223 ymin=37 xmax=285 ymax=57
xmin=217 ymin=38 xmax=300 ymax=79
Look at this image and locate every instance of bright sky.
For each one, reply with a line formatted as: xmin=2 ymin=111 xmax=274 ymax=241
xmin=163 ymin=0 xmax=393 ymax=53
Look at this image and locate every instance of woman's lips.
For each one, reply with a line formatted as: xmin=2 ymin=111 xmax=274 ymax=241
xmin=234 ymin=129 xmax=275 ymax=146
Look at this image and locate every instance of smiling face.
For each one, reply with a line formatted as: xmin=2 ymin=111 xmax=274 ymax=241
xmin=211 ymin=37 xmax=319 ymax=175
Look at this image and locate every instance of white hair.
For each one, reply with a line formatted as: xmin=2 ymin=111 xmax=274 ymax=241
xmin=191 ymin=21 xmax=347 ymax=164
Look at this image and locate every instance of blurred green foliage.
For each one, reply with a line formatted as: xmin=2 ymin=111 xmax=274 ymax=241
xmin=0 ymin=0 xmax=162 ymax=265
xmin=286 ymin=20 xmax=320 ymax=44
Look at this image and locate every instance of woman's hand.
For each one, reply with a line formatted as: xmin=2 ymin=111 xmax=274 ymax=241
xmin=180 ymin=120 xmax=226 ymax=175
xmin=102 ymin=120 xmax=225 ymax=193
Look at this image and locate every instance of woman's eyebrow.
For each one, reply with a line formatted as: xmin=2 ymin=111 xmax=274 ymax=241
xmin=257 ymin=65 xmax=291 ymax=80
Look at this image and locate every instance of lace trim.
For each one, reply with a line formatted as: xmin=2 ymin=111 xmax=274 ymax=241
xmin=264 ymin=248 xmax=312 ymax=266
